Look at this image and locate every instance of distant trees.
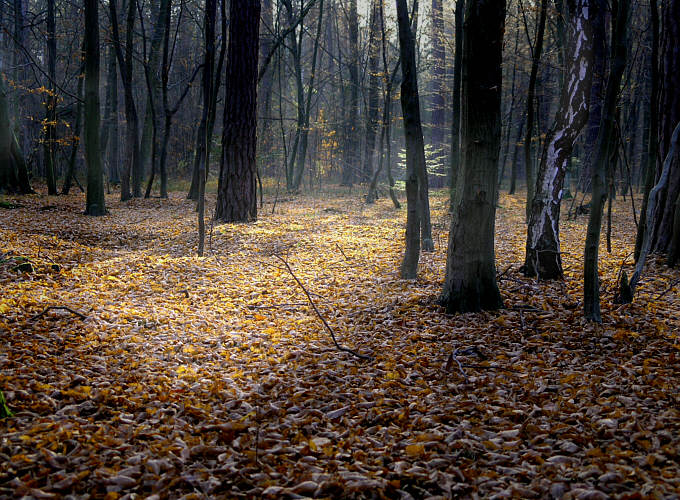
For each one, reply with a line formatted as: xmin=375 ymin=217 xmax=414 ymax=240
xmin=440 ymin=0 xmax=505 ymax=313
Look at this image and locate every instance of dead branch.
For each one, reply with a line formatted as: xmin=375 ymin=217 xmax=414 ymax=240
xmin=31 ymin=306 xmax=87 ymax=321
xmin=274 ymin=255 xmax=372 ymax=361
xmin=655 ymin=278 xmax=680 ymax=301
xmin=335 ymin=243 xmax=350 ymax=261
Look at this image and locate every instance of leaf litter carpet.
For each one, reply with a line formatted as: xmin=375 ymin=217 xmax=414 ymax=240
xmin=1 ymin=190 xmax=679 ymax=499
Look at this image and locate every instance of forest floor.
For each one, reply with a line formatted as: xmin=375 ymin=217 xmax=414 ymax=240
xmin=1 ymin=187 xmax=679 ymax=499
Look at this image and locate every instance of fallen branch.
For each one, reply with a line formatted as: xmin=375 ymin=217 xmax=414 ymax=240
xmin=335 ymin=243 xmax=350 ymax=261
xmin=274 ymin=255 xmax=372 ymax=361
xmin=31 ymin=306 xmax=87 ymax=321
xmin=655 ymin=278 xmax=680 ymax=301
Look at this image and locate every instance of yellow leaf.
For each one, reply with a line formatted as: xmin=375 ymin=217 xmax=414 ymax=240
xmin=405 ymin=444 xmax=425 ymax=457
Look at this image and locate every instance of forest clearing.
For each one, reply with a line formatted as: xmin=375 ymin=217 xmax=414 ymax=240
xmin=1 ymin=189 xmax=679 ymax=498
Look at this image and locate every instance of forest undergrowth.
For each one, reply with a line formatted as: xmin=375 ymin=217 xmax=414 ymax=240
xmin=1 ymin=189 xmax=679 ymax=499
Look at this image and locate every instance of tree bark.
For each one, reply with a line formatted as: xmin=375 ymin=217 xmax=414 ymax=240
xmin=634 ymin=0 xmax=659 ymax=261
xmin=215 ymin=0 xmax=261 ymax=222
xmin=341 ymin=0 xmax=359 ymax=187
xmin=44 ymin=0 xmax=57 ymax=195
xmin=649 ymin=0 xmax=680 ymax=254
xmin=84 ymin=0 xmax=106 ymax=216
xmin=523 ymin=0 xmax=593 ymax=279
xmin=583 ymin=0 xmax=630 ymax=322
xmin=110 ymin=0 xmax=141 ymax=201
xmin=449 ymin=0 xmax=464 ymax=205
xmin=396 ymin=0 xmax=429 ymax=278
xmin=440 ymin=0 xmax=505 ymax=313
xmin=523 ymin=0 xmax=547 ymax=221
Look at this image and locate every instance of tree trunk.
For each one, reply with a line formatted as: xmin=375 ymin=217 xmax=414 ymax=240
xmin=523 ymin=0 xmax=547 ymax=221
xmin=649 ymin=0 xmax=680 ymax=254
xmin=84 ymin=0 xmax=106 ymax=216
xmin=440 ymin=0 xmax=505 ymax=313
xmin=215 ymin=0 xmax=261 ymax=222
xmin=341 ymin=0 xmax=359 ymax=186
xmin=62 ymin=55 xmax=85 ymax=195
xmin=449 ymin=0 xmax=464 ymax=205
xmin=396 ymin=0 xmax=429 ymax=278
xmin=428 ymin=0 xmax=446 ymax=179
xmin=634 ymin=0 xmax=659 ymax=261
xmin=523 ymin=0 xmax=593 ymax=279
xmin=0 ymin=9 xmax=31 ymax=195
xmin=198 ymin=0 xmax=217 ymax=255
xmin=583 ymin=0 xmax=629 ymax=322
xmin=362 ymin=0 xmax=381 ymax=184
xmin=110 ymin=0 xmax=141 ymax=201
xmin=45 ymin=0 xmax=58 ymax=195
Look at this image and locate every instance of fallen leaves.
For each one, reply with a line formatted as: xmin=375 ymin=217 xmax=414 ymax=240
xmin=0 ymin=189 xmax=679 ymax=498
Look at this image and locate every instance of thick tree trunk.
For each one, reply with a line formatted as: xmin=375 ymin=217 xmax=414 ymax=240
xmin=215 ymin=0 xmax=260 ymax=222
xmin=583 ymin=0 xmax=629 ymax=322
xmin=634 ymin=0 xmax=659 ymax=261
xmin=650 ymin=0 xmax=680 ymax=254
xmin=523 ymin=0 xmax=593 ymax=279
xmin=440 ymin=0 xmax=505 ymax=313
xmin=84 ymin=0 xmax=106 ymax=216
xmin=523 ymin=0 xmax=547 ymax=221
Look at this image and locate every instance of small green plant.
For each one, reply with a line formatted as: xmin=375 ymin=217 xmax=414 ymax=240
xmin=0 ymin=390 xmax=13 ymax=419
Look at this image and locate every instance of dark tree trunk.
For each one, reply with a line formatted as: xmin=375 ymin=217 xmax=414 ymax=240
xmin=583 ymin=0 xmax=630 ymax=322
xmin=440 ymin=0 xmax=505 ymax=313
xmin=198 ymin=0 xmax=217 ymax=255
xmin=449 ymin=0 xmax=464 ymax=204
xmin=523 ymin=0 xmax=547 ymax=221
xmin=509 ymin=111 xmax=525 ymax=195
xmin=428 ymin=0 xmax=446 ymax=172
xmin=110 ymin=0 xmax=141 ymax=201
xmin=341 ymin=0 xmax=359 ymax=186
xmin=650 ymin=0 xmax=680 ymax=254
xmin=362 ymin=0 xmax=381 ymax=184
xmin=396 ymin=0 xmax=430 ymax=278
xmin=215 ymin=0 xmax=261 ymax=222
xmin=523 ymin=0 xmax=593 ymax=279
xmin=45 ymin=0 xmax=57 ymax=195
xmin=634 ymin=0 xmax=659 ymax=261
xmin=84 ymin=0 xmax=106 ymax=216
xmin=581 ymin=0 xmax=606 ymax=185
xmin=62 ymin=54 xmax=85 ymax=196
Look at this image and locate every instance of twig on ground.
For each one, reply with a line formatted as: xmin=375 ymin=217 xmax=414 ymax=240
xmin=496 ymin=264 xmax=513 ymax=281
xmin=655 ymin=278 xmax=680 ymax=301
xmin=335 ymin=243 xmax=350 ymax=261
xmin=31 ymin=306 xmax=87 ymax=321
xmin=247 ymin=302 xmax=308 ymax=309
xmin=274 ymin=254 xmax=372 ymax=361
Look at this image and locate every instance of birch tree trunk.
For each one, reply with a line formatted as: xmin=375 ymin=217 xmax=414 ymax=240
xmin=523 ymin=0 xmax=593 ymax=279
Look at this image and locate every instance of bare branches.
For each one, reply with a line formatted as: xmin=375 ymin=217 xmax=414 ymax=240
xmin=31 ymin=306 xmax=87 ymax=321
xmin=274 ymin=255 xmax=372 ymax=361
